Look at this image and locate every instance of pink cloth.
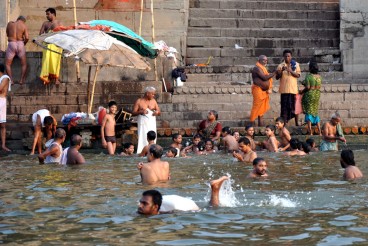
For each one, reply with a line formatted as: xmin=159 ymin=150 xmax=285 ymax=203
xmin=295 ymin=94 xmax=303 ymax=115
xmin=6 ymin=41 xmax=26 ymax=59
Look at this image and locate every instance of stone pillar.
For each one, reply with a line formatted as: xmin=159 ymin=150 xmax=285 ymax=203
xmin=340 ymin=0 xmax=368 ymax=81
xmin=0 ymin=0 xmax=21 ymax=51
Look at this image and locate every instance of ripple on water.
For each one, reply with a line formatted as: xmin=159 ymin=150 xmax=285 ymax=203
xmin=279 ymin=232 xmax=310 ymax=240
xmin=0 ymin=229 xmax=17 ymax=235
xmin=156 ymin=239 xmax=221 ymax=245
xmin=78 ymin=217 xmax=112 ymax=224
xmin=317 ymin=234 xmax=366 ymax=246
xmin=192 ymin=230 xmax=246 ymax=238
xmin=348 ymin=227 xmax=368 ymax=233
xmin=313 ymin=180 xmax=348 ymax=185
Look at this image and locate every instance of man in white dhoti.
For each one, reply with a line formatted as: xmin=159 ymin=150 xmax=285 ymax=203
xmin=132 ymin=87 xmax=161 ymax=154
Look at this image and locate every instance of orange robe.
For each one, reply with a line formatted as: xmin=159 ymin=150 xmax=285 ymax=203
xmin=249 ymin=62 xmax=273 ymax=121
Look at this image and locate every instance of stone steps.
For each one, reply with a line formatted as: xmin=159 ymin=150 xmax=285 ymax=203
xmin=189 ymin=18 xmax=339 ymax=29
xmin=189 ymin=9 xmax=339 ymax=20
xmin=190 ymin=1 xmax=339 ymax=11
xmin=187 ymin=37 xmax=339 ymax=48
xmin=188 ymin=27 xmax=339 ymax=39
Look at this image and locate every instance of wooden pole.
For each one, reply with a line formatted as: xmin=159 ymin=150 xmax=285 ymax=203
xmin=88 ymin=66 xmax=101 ymax=115
xmin=87 ymin=66 xmax=92 ymax=114
xmin=7 ymin=0 xmax=11 ymax=23
xmin=139 ymin=0 xmax=144 ymax=36
xmin=151 ymin=0 xmax=158 ymax=82
xmin=72 ymin=0 xmax=81 ymax=82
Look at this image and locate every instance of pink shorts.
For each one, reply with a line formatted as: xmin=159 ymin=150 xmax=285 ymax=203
xmin=6 ymin=41 xmax=26 ymax=60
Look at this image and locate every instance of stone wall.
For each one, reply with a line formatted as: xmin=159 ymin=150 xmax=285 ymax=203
xmin=340 ymin=0 xmax=368 ymax=81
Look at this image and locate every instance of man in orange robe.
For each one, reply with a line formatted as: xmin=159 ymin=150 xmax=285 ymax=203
xmin=249 ymin=55 xmax=275 ymax=126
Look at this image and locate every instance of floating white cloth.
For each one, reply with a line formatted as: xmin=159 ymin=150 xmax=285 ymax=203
xmin=160 ymin=195 xmax=200 ymax=212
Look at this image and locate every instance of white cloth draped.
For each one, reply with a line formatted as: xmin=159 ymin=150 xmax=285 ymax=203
xmin=136 ymin=109 xmax=156 ymax=154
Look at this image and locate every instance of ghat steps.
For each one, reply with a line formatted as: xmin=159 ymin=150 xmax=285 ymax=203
xmin=158 ymin=0 xmax=347 ymax=128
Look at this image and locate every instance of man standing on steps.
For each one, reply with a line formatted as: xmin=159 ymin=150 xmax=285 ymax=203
xmin=5 ymin=16 xmax=29 ymax=85
xmin=249 ymin=55 xmax=275 ymax=126
xmin=276 ymin=50 xmax=301 ymax=126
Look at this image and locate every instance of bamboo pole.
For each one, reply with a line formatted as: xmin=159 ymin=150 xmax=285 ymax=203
xmin=139 ymin=0 xmax=144 ymax=36
xmin=87 ymin=66 xmax=92 ymax=114
xmin=88 ymin=66 xmax=101 ymax=115
xmin=72 ymin=0 xmax=81 ymax=82
xmin=151 ymin=0 xmax=158 ymax=83
xmin=7 ymin=0 xmax=11 ymax=23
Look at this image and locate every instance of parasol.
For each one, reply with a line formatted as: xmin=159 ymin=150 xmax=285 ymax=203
xmin=34 ymin=29 xmax=151 ymax=114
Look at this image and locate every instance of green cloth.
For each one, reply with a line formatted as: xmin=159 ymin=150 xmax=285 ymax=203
xmin=86 ymin=20 xmax=158 ymax=58
xmin=302 ymin=73 xmax=322 ymax=117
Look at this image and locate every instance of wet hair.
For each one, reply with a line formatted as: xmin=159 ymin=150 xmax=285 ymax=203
xmin=0 ymin=64 xmax=5 ymax=73
xmin=309 ymin=62 xmax=319 ymax=74
xmin=205 ymin=139 xmax=214 ymax=149
xmin=306 ymin=138 xmax=315 ymax=147
xmin=245 ymin=125 xmax=253 ymax=131
xmin=17 ymin=16 xmax=26 ymax=22
xmin=283 ymin=49 xmax=292 ymax=56
xmin=253 ymin=157 xmax=265 ymax=166
xmin=275 ymin=117 xmax=285 ymax=125
xmin=123 ymin=142 xmax=133 ymax=150
xmin=301 ymin=142 xmax=311 ymax=154
xmin=238 ymin=137 xmax=251 ymax=145
xmin=341 ymin=149 xmax=355 ymax=166
xmin=108 ymin=101 xmax=117 ymax=108
xmin=55 ymin=128 xmax=66 ymax=139
xmin=46 ymin=8 xmax=56 ymax=16
xmin=265 ymin=125 xmax=276 ymax=132
xmin=222 ymin=126 xmax=231 ymax=134
xmin=172 ymin=133 xmax=181 ymax=141
xmin=197 ymin=141 xmax=205 ymax=151
xmin=44 ymin=116 xmax=54 ymax=126
xmin=147 ymin=130 xmax=156 ymax=141
xmin=193 ymin=134 xmax=201 ymax=140
xmin=142 ymin=190 xmax=162 ymax=211
xmin=149 ymin=144 xmax=163 ymax=158
xmin=209 ymin=110 xmax=218 ymax=120
xmin=289 ymin=138 xmax=299 ymax=150
xmin=71 ymin=134 xmax=82 ymax=146
xmin=168 ymin=147 xmax=178 ymax=157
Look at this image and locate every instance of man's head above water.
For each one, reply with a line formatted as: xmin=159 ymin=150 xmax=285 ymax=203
xmin=137 ymin=190 xmax=162 ymax=215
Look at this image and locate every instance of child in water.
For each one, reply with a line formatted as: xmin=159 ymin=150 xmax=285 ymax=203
xmin=120 ymin=142 xmax=135 ymax=156
xmin=198 ymin=139 xmax=216 ymax=155
xmin=262 ymin=125 xmax=279 ymax=152
xmin=245 ymin=125 xmax=258 ymax=151
xmin=275 ymin=117 xmax=291 ymax=151
xmin=165 ymin=147 xmax=179 ymax=158
xmin=183 ymin=134 xmax=201 ymax=154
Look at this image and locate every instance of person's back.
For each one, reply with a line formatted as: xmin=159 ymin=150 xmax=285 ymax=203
xmin=344 ymin=166 xmax=363 ymax=180
xmin=139 ymin=144 xmax=170 ymax=185
xmin=140 ymin=159 xmax=170 ymax=185
xmin=66 ymin=134 xmax=85 ymax=165
xmin=223 ymin=134 xmax=238 ymax=152
xmin=7 ymin=20 xmax=27 ymax=42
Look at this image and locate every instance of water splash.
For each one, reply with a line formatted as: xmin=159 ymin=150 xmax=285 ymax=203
xmin=268 ymin=194 xmax=297 ymax=208
xmin=218 ymin=177 xmax=241 ymax=207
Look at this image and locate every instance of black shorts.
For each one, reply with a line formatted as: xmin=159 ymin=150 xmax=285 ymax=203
xmin=105 ymin=136 xmax=116 ymax=143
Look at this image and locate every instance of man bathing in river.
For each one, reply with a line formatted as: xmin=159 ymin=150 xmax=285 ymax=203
xmin=137 ymin=176 xmax=229 ymax=215
xmin=247 ymin=157 xmax=268 ymax=178
xmin=137 ymin=144 xmax=170 ymax=185
xmin=340 ymin=149 xmax=363 ymax=180
xmin=320 ymin=112 xmax=346 ymax=151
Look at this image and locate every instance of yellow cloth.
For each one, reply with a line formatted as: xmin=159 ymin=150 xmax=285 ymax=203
xmin=277 ymin=61 xmax=301 ymax=94
xmin=249 ymin=62 xmax=272 ymax=121
xmin=40 ymin=43 xmax=62 ymax=85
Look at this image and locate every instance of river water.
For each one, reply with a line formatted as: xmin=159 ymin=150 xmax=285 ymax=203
xmin=1 ymin=150 xmax=367 ymax=245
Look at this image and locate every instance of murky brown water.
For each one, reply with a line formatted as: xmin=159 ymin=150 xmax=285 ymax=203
xmin=1 ymin=149 xmax=368 ymax=245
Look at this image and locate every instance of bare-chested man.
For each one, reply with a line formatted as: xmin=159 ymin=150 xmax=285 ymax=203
xmin=249 ymin=55 xmax=276 ymax=126
xmin=132 ymin=87 xmax=161 ymax=154
xmin=275 ymin=117 xmax=291 ymax=151
xmin=0 ymin=64 xmax=11 ymax=151
xmin=221 ymin=127 xmax=239 ymax=152
xmin=137 ymin=176 xmax=229 ymax=215
xmin=340 ymin=149 xmax=363 ymax=180
xmin=320 ymin=112 xmax=346 ymax=151
xmin=247 ymin=158 xmax=268 ymax=178
xmin=66 ymin=134 xmax=85 ymax=165
xmin=233 ymin=137 xmax=257 ymax=163
xmin=5 ymin=16 xmax=29 ymax=85
xmin=39 ymin=8 xmax=61 ymax=35
xmin=101 ymin=101 xmax=117 ymax=155
xmin=137 ymin=144 xmax=170 ymax=185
